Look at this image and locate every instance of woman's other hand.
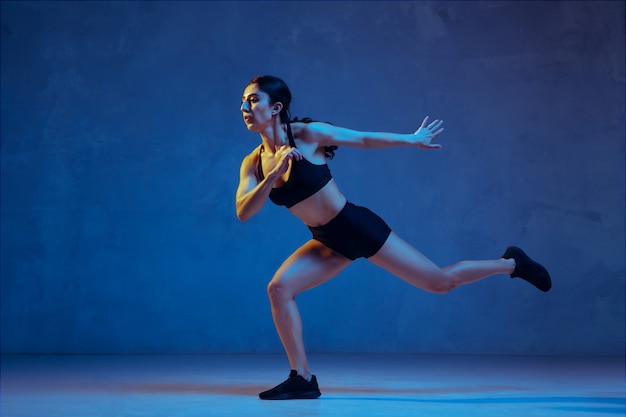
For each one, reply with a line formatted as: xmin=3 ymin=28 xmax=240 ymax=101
xmin=413 ymin=116 xmax=444 ymax=149
xmin=269 ymin=145 xmax=303 ymax=178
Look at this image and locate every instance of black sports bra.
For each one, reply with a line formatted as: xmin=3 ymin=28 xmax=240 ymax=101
xmin=257 ymin=123 xmax=333 ymax=208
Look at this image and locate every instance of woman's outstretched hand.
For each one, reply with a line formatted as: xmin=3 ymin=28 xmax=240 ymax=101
xmin=413 ymin=116 xmax=444 ymax=149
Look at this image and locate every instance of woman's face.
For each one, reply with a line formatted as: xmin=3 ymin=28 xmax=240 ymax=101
xmin=240 ymin=84 xmax=278 ymax=132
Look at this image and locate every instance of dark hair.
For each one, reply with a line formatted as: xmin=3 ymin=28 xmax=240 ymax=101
xmin=249 ymin=75 xmax=292 ymax=123
xmin=248 ymin=75 xmax=338 ymax=160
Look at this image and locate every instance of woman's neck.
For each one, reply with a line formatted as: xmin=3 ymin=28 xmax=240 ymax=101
xmin=260 ymin=119 xmax=288 ymax=153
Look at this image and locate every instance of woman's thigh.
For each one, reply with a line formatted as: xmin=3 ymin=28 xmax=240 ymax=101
xmin=270 ymin=239 xmax=353 ymax=298
xmin=367 ymin=231 xmax=448 ymax=291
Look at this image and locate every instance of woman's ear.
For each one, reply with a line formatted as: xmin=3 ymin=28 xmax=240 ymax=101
xmin=272 ymin=102 xmax=283 ymax=116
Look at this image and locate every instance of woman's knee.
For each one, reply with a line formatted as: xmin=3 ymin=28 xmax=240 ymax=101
xmin=267 ymin=279 xmax=293 ymax=303
xmin=426 ymin=271 xmax=458 ymax=294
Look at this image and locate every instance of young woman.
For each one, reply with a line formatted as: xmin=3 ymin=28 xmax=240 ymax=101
xmin=236 ymin=75 xmax=551 ymax=400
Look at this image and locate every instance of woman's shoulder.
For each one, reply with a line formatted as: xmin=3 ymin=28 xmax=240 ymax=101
xmin=290 ymin=119 xmax=338 ymax=159
xmin=290 ymin=118 xmax=329 ymax=139
xmin=290 ymin=122 xmax=318 ymax=145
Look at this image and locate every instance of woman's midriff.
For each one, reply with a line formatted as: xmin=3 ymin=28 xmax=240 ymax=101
xmin=287 ymin=179 xmax=347 ymax=227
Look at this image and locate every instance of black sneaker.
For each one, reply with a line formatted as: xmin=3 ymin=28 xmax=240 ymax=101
xmin=259 ymin=370 xmax=321 ymax=400
xmin=502 ymin=246 xmax=552 ymax=292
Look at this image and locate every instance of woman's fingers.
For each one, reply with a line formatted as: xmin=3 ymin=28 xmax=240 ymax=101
xmin=290 ymin=147 xmax=303 ymax=161
xmin=415 ymin=117 xmax=444 ymax=134
xmin=279 ymin=145 xmax=303 ymax=161
xmin=428 ymin=119 xmax=443 ymax=130
xmin=432 ymin=127 xmax=444 ymax=137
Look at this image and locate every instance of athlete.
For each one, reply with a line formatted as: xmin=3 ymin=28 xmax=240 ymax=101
xmin=235 ymin=75 xmax=551 ymax=400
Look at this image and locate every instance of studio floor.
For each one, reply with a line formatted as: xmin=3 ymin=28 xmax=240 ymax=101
xmin=1 ymin=354 xmax=624 ymax=417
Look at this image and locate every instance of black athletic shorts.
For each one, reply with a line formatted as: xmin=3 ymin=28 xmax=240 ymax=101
xmin=308 ymin=202 xmax=392 ymax=260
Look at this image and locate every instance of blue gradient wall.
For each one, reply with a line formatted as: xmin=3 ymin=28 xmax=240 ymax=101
xmin=1 ymin=1 xmax=624 ymax=355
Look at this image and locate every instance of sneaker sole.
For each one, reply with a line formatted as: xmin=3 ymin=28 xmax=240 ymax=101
xmin=261 ymin=390 xmax=321 ymax=400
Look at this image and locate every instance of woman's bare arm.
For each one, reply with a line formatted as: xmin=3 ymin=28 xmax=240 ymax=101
xmin=300 ymin=117 xmax=444 ymax=150
xmin=235 ymin=146 xmax=302 ymax=221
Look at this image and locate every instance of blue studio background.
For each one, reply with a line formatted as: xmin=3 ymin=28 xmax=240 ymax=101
xmin=1 ymin=1 xmax=624 ymax=355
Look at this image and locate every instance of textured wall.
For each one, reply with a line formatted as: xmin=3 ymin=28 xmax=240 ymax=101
xmin=1 ymin=1 xmax=624 ymax=355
